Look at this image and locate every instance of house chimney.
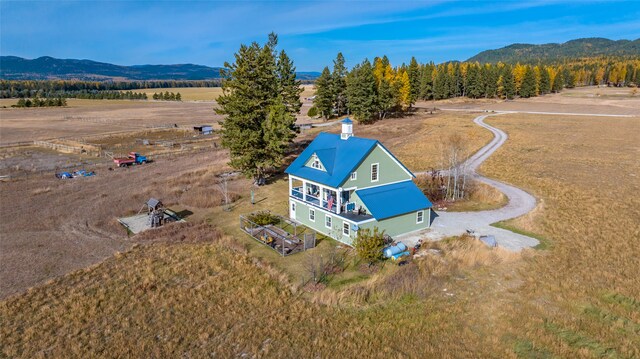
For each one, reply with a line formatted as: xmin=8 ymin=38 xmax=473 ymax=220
xmin=341 ymin=118 xmax=353 ymax=140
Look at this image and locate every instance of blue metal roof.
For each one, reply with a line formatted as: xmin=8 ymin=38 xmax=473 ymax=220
xmin=356 ymin=181 xmax=432 ymax=220
xmin=342 ymin=118 xmax=353 ymax=124
xmin=285 ymin=132 xmax=377 ymax=187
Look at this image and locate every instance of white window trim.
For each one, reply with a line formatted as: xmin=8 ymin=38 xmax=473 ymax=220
xmin=417 ymin=210 xmax=424 ymax=224
xmin=343 ymin=222 xmax=350 ymax=236
xmin=309 ymin=208 xmax=315 ymax=222
xmin=325 ymin=215 xmax=332 ymax=229
xmin=350 ymin=171 xmax=357 ymax=181
xmin=371 ymin=163 xmax=379 ymax=182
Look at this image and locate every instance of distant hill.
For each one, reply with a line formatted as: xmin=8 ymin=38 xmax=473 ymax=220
xmin=468 ymin=38 xmax=640 ymax=63
xmin=0 ymin=56 xmax=320 ymax=81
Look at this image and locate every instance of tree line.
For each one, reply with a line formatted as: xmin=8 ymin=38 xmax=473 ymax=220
xmin=12 ymin=97 xmax=67 ymax=108
xmin=0 ymin=80 xmax=221 ymax=98
xmin=152 ymin=92 xmax=182 ymax=101
xmin=313 ymin=54 xmax=640 ymax=123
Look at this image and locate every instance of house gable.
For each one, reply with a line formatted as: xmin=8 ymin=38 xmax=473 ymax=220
xmin=304 ymin=152 xmax=327 ymax=172
xmin=340 ymin=144 xmax=413 ymax=189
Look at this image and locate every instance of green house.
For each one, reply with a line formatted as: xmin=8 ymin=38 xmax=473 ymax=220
xmin=284 ymin=118 xmax=432 ymax=246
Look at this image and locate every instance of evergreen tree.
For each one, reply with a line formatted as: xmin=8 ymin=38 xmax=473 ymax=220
xmin=175 ymin=93 xmax=181 ymax=101
xmin=276 ymin=50 xmax=303 ymax=113
xmin=433 ymin=65 xmax=449 ymax=100
xmin=484 ymin=64 xmax=498 ymax=98
xmin=502 ymin=67 xmax=516 ymax=99
xmin=331 ymin=52 xmax=348 ymax=116
xmin=376 ymin=77 xmax=395 ymax=120
xmin=419 ymin=64 xmax=434 ymax=100
xmin=346 ymin=59 xmax=377 ymax=123
xmin=313 ymin=67 xmax=334 ymax=119
xmin=539 ymin=67 xmax=551 ymax=94
xmin=262 ymin=96 xmax=297 ymax=169
xmin=519 ymin=66 xmax=537 ymax=98
xmin=465 ymin=64 xmax=482 ymax=98
xmin=551 ymin=70 xmax=564 ymax=93
xmin=217 ymin=33 xmax=299 ymax=182
xmin=407 ymin=57 xmax=421 ymax=107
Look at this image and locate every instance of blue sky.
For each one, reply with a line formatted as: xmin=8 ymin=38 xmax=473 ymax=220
xmin=1 ymin=1 xmax=639 ymax=71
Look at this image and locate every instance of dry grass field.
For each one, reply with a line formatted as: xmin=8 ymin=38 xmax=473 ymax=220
xmin=428 ymin=86 xmax=640 ymax=116
xmin=0 ymin=99 xmax=223 ymax=145
xmin=125 ymin=85 xmax=316 ymax=102
xmin=476 ymin=113 xmax=640 ymax=358
xmin=1 ymin=93 xmax=639 ymax=358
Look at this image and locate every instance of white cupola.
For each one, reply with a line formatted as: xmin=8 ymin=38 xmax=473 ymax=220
xmin=341 ymin=118 xmax=353 ymax=140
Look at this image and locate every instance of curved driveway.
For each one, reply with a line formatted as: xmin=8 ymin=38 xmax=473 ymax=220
xmin=406 ymin=113 xmax=540 ymax=251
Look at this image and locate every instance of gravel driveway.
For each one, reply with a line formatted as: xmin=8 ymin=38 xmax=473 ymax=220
xmin=399 ymin=113 xmax=539 ymax=251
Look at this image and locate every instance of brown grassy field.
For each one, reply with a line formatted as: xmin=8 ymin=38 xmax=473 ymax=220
xmin=2 ymin=95 xmax=639 ymax=358
xmin=0 ymin=99 xmax=223 ymax=145
xmin=477 ymin=113 xmax=640 ymax=358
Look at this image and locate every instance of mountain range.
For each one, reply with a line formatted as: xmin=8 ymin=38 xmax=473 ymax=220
xmin=2 ymin=38 xmax=639 ymax=81
xmin=0 ymin=56 xmax=320 ymax=81
xmin=468 ymin=37 xmax=640 ymax=63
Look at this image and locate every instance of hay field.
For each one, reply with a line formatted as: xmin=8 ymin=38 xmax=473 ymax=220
xmin=129 ymin=87 xmax=224 ymax=101
xmin=3 ymin=105 xmax=638 ymax=357
xmin=478 ymin=113 xmax=640 ymax=358
xmin=0 ymin=100 xmax=222 ymax=145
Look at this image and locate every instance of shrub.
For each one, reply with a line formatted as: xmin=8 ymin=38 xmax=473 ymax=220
xmin=353 ymin=227 xmax=386 ymax=265
xmin=247 ymin=211 xmax=280 ymax=226
xmin=307 ymin=106 xmax=319 ymax=117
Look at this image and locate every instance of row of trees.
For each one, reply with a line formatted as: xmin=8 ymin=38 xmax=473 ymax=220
xmin=152 ymin=92 xmax=182 ymax=101
xmin=13 ymin=97 xmax=67 ymax=107
xmin=0 ymin=79 xmax=221 ymax=98
xmin=0 ymin=89 xmax=148 ymax=100
xmin=314 ymin=54 xmax=640 ymax=122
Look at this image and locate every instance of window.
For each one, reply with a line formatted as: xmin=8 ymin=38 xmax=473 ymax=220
xmin=309 ymin=209 xmax=315 ymax=222
xmin=417 ymin=210 xmax=424 ymax=224
xmin=350 ymin=171 xmax=357 ymax=180
xmin=325 ymin=215 xmax=332 ymax=229
xmin=343 ymin=222 xmax=350 ymax=236
xmin=311 ymin=154 xmax=321 ymax=169
xmin=371 ymin=163 xmax=379 ymax=182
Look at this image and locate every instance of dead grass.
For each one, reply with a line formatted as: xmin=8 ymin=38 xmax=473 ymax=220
xmin=478 ymin=113 xmax=640 ymax=358
xmin=445 ymin=181 xmax=508 ymax=212
xmin=0 ymin=226 xmax=497 ymax=358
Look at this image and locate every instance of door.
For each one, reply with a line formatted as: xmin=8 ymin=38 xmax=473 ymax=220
xmin=290 ymin=201 xmax=296 ymax=220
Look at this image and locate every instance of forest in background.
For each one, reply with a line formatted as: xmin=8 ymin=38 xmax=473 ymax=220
xmin=313 ymin=54 xmax=640 ymax=122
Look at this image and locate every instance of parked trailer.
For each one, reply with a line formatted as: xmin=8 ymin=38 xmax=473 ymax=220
xmin=113 ymin=152 xmax=148 ymax=167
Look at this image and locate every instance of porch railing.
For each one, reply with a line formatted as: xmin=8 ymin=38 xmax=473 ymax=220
xmin=290 ymin=186 xmax=337 ymax=213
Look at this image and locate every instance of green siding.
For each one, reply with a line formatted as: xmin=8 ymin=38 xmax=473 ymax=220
xmin=290 ymin=199 xmax=356 ymax=245
xmin=304 ymin=153 xmax=326 ymax=171
xmin=291 ymin=198 xmax=430 ymax=246
xmin=359 ymin=209 xmax=430 ymax=238
xmin=341 ymin=145 xmax=412 ymax=189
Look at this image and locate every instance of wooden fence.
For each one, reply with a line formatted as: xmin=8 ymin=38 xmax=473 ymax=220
xmin=240 ymin=214 xmax=316 ymax=256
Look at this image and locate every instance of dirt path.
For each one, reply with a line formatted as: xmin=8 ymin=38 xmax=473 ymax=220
xmin=403 ymin=109 xmax=637 ymax=251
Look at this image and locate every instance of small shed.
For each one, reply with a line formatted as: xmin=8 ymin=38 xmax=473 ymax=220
xmin=194 ymin=125 xmax=213 ymax=135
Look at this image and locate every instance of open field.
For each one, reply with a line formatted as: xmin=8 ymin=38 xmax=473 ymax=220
xmin=428 ymin=86 xmax=640 ymax=116
xmin=478 ymin=113 xmax=640 ymax=358
xmin=1 ymin=93 xmax=639 ymax=357
xmin=121 ymin=85 xmax=316 ymax=102
xmin=0 ymin=99 xmax=223 ymax=145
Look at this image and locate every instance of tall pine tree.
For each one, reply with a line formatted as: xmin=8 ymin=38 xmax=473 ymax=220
xmin=314 ymin=67 xmax=334 ymax=119
xmin=332 ymin=53 xmax=348 ymax=116
xmin=346 ymin=59 xmax=377 ymax=123
xmin=217 ymin=33 xmax=301 ymax=182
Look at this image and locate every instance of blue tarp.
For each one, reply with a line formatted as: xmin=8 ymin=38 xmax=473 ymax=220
xmin=356 ymin=181 xmax=432 ymax=220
